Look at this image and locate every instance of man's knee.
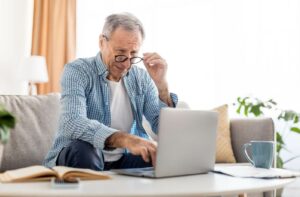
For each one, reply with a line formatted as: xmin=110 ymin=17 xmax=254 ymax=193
xmin=56 ymin=139 xmax=104 ymax=171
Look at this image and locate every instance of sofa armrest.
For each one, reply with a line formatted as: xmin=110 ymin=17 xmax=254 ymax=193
xmin=230 ymin=118 xmax=275 ymax=163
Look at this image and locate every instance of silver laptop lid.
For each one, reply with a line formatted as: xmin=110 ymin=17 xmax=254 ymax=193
xmin=155 ymin=108 xmax=218 ymax=177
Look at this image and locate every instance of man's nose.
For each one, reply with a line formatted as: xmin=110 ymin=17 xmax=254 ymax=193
xmin=124 ymin=55 xmax=133 ymax=65
xmin=120 ymin=58 xmax=131 ymax=68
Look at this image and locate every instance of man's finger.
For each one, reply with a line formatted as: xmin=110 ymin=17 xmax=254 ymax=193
xmin=144 ymin=56 xmax=162 ymax=64
xmin=141 ymin=147 xmax=150 ymax=162
xmin=148 ymin=147 xmax=156 ymax=167
xmin=151 ymin=140 xmax=158 ymax=147
xmin=143 ymin=52 xmax=161 ymax=62
xmin=149 ymin=59 xmax=163 ymax=66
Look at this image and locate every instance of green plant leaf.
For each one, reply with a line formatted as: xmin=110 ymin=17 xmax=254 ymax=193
xmin=0 ymin=105 xmax=16 ymax=128
xmin=242 ymin=97 xmax=249 ymax=103
xmin=244 ymin=105 xmax=250 ymax=116
xmin=268 ymin=99 xmax=277 ymax=106
xmin=0 ymin=104 xmax=15 ymax=143
xmin=276 ymin=132 xmax=284 ymax=145
xmin=277 ymin=113 xmax=283 ymax=120
xmin=250 ymin=104 xmax=264 ymax=117
xmin=0 ymin=125 xmax=10 ymax=144
xmin=291 ymin=127 xmax=300 ymax=134
xmin=276 ymin=155 xmax=284 ymax=168
xmin=294 ymin=115 xmax=299 ymax=124
xmin=237 ymin=97 xmax=242 ymax=103
xmin=276 ymin=143 xmax=282 ymax=153
xmin=279 ymin=110 xmax=297 ymax=121
xmin=236 ymin=105 xmax=242 ymax=114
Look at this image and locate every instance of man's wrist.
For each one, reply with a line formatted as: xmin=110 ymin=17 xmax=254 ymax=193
xmin=158 ymin=87 xmax=173 ymax=107
xmin=104 ymin=131 xmax=128 ymax=149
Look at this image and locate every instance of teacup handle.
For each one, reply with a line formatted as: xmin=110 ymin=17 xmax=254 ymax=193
xmin=243 ymin=143 xmax=254 ymax=165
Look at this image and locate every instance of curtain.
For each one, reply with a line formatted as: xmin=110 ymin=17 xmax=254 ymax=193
xmin=31 ymin=0 xmax=76 ymax=94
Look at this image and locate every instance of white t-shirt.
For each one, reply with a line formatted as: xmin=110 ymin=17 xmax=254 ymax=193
xmin=102 ymin=79 xmax=134 ymax=162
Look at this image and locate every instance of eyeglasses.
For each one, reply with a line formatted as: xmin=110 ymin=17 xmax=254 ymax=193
xmin=115 ymin=55 xmax=143 ymax=64
xmin=103 ymin=35 xmax=143 ymax=65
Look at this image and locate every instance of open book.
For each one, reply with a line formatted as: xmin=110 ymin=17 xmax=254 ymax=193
xmin=0 ymin=165 xmax=111 ymax=183
xmin=213 ymin=165 xmax=300 ymax=179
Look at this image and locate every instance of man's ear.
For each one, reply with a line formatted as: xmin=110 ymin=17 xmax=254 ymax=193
xmin=99 ymin=34 xmax=105 ymax=50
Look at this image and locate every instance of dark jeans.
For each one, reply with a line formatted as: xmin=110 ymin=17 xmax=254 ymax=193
xmin=56 ymin=139 xmax=152 ymax=171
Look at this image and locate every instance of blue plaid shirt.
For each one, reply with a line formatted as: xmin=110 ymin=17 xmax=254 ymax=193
xmin=44 ymin=52 xmax=178 ymax=167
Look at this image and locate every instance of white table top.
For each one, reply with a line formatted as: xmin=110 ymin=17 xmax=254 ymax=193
xmin=0 ymin=170 xmax=295 ymax=197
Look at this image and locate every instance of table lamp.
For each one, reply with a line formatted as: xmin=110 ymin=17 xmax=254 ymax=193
xmin=22 ymin=56 xmax=49 ymax=95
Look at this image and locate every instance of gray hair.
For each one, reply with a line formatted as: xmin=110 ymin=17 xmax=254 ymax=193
xmin=102 ymin=12 xmax=145 ymax=40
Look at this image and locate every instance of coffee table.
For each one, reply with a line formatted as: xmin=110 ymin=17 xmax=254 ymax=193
xmin=0 ymin=169 xmax=295 ymax=197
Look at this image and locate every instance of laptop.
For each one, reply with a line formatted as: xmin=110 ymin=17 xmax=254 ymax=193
xmin=113 ymin=108 xmax=218 ymax=178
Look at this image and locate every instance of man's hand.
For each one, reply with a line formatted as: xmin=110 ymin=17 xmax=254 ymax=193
xmin=143 ymin=52 xmax=173 ymax=107
xmin=143 ymin=52 xmax=168 ymax=90
xmin=105 ymin=132 xmax=157 ymax=166
xmin=126 ymin=134 xmax=157 ymax=166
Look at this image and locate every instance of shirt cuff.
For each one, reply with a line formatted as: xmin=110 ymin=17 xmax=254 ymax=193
xmin=159 ymin=92 xmax=178 ymax=108
xmin=93 ymin=124 xmax=118 ymax=150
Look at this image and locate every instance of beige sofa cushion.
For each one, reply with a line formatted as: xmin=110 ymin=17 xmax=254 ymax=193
xmin=0 ymin=94 xmax=60 ymax=171
xmin=214 ymin=105 xmax=236 ymax=163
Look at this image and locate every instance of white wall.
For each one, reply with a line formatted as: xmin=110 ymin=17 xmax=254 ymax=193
xmin=77 ymin=0 xmax=300 ymax=110
xmin=77 ymin=0 xmax=300 ymax=169
xmin=0 ymin=0 xmax=33 ymax=95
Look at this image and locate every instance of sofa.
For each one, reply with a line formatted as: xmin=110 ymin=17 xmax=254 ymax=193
xmin=0 ymin=94 xmax=275 ymax=197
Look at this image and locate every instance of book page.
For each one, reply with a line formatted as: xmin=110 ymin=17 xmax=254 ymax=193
xmin=213 ymin=165 xmax=300 ymax=178
xmin=52 ymin=166 xmax=111 ymax=180
xmin=0 ymin=165 xmax=57 ymax=182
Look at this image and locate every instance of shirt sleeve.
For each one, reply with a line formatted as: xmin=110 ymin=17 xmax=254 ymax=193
xmin=142 ymin=72 xmax=178 ymax=134
xmin=59 ymin=63 xmax=118 ymax=150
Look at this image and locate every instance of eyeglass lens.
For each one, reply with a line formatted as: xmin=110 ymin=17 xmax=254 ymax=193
xmin=115 ymin=55 xmax=143 ymax=64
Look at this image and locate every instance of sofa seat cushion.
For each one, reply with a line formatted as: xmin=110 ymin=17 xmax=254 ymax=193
xmin=0 ymin=94 xmax=60 ymax=171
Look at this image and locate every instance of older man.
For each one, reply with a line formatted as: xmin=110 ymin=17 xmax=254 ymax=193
xmin=44 ymin=13 xmax=177 ymax=171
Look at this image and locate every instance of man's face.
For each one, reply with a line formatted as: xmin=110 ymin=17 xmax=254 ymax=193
xmin=99 ymin=27 xmax=143 ymax=81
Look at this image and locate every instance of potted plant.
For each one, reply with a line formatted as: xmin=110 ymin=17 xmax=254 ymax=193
xmin=234 ymin=96 xmax=300 ymax=168
xmin=0 ymin=104 xmax=16 ymax=166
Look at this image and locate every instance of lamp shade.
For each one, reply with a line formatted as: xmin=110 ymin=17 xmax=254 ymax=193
xmin=22 ymin=56 xmax=48 ymax=83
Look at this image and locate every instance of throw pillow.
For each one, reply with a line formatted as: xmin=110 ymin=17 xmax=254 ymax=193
xmin=213 ymin=104 xmax=236 ymax=163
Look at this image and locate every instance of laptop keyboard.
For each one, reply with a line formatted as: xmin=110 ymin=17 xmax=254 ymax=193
xmin=113 ymin=167 xmax=155 ymax=177
xmin=131 ymin=167 xmax=154 ymax=172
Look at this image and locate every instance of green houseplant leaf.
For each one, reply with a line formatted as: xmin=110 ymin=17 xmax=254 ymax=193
xmin=0 ymin=105 xmax=16 ymax=128
xmin=276 ymin=132 xmax=284 ymax=153
xmin=0 ymin=125 xmax=10 ymax=144
xmin=291 ymin=127 xmax=300 ymax=134
xmin=0 ymin=104 xmax=16 ymax=143
xmin=276 ymin=155 xmax=284 ymax=169
xmin=294 ymin=116 xmax=299 ymax=124
xmin=250 ymin=104 xmax=264 ymax=117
